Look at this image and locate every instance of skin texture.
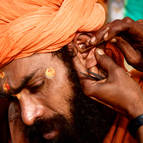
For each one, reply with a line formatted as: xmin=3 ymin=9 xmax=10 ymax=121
xmin=0 ymin=48 xmax=116 ymax=143
xmin=73 ymin=17 xmax=143 ymax=70
xmin=90 ymin=17 xmax=143 ymax=71
xmin=71 ymin=17 xmax=143 ymax=142
xmin=72 ymin=47 xmax=143 ymax=118
xmin=2 ymin=53 xmax=74 ymax=143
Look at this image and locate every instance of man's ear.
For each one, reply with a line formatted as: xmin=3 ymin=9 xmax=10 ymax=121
xmin=68 ymin=42 xmax=98 ymax=73
xmin=85 ymin=48 xmax=97 ymax=69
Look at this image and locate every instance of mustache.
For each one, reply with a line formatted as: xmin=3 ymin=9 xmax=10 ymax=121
xmin=24 ymin=114 xmax=74 ymax=143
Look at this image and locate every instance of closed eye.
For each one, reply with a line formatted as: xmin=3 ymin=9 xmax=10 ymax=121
xmin=28 ymin=80 xmax=44 ymax=94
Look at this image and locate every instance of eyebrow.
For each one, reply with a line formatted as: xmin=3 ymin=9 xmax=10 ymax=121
xmin=0 ymin=71 xmax=36 ymax=98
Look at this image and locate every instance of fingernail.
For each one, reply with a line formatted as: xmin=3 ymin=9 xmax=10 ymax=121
xmin=104 ymin=26 xmax=110 ymax=32
xmin=110 ymin=38 xmax=117 ymax=43
xmin=104 ymin=32 xmax=108 ymax=41
xmin=96 ymin=48 xmax=104 ymax=55
xmin=102 ymin=26 xmax=110 ymax=34
xmin=78 ymin=44 xmax=86 ymax=49
xmin=77 ymin=40 xmax=81 ymax=44
xmin=90 ymin=36 xmax=97 ymax=45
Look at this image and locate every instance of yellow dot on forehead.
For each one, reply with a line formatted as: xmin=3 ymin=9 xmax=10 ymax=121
xmin=0 ymin=71 xmax=5 ymax=79
xmin=45 ymin=67 xmax=56 ymax=79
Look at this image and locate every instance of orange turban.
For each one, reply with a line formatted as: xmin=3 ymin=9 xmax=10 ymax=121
xmin=0 ymin=0 xmax=105 ymax=67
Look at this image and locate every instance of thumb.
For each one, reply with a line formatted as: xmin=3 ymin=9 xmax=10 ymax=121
xmin=95 ymin=48 xmax=119 ymax=73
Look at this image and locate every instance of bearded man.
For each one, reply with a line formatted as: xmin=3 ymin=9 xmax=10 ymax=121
xmin=0 ymin=0 xmax=117 ymax=143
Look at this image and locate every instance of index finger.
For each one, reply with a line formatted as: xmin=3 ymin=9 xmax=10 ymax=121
xmin=95 ymin=48 xmax=119 ymax=73
xmin=90 ymin=17 xmax=134 ymax=46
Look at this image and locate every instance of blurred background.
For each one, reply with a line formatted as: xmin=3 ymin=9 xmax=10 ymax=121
xmin=103 ymin=0 xmax=143 ymax=70
xmin=106 ymin=0 xmax=143 ymax=21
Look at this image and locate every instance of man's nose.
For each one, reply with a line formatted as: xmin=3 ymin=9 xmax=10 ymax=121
xmin=19 ymin=92 xmax=44 ymax=126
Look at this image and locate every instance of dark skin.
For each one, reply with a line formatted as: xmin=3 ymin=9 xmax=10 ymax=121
xmin=0 ymin=50 xmax=116 ymax=143
xmin=0 ymin=53 xmax=75 ymax=143
xmin=1 ymin=16 xmax=143 ymax=142
xmin=89 ymin=17 xmax=143 ymax=71
xmin=71 ymin=17 xmax=143 ymax=142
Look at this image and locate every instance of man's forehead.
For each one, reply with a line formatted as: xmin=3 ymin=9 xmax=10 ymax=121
xmin=0 ymin=54 xmax=49 ymax=88
xmin=0 ymin=53 xmax=68 ymax=89
xmin=0 ymin=63 xmax=37 ymax=91
xmin=1 ymin=58 xmax=38 ymax=80
xmin=1 ymin=53 xmax=53 ymax=74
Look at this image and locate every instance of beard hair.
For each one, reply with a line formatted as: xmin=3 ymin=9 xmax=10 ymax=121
xmin=55 ymin=47 xmax=117 ymax=143
xmin=24 ymin=47 xmax=116 ymax=143
xmin=24 ymin=114 xmax=76 ymax=143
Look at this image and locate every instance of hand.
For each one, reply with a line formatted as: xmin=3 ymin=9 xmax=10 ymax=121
xmin=82 ymin=17 xmax=143 ymax=71
xmin=8 ymin=102 xmax=29 ymax=143
xmin=73 ymin=48 xmax=143 ymax=119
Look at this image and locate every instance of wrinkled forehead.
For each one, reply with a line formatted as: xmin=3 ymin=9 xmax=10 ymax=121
xmin=0 ymin=53 xmax=67 ymax=89
xmin=1 ymin=54 xmax=46 ymax=78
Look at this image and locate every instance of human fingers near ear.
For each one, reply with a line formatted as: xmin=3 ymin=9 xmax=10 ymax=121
xmin=112 ymin=36 xmax=143 ymax=71
xmin=70 ymin=41 xmax=143 ymax=117
xmin=69 ymin=42 xmax=118 ymax=110
xmin=89 ymin=48 xmax=143 ymax=118
xmin=9 ymin=102 xmax=29 ymax=143
xmin=87 ymin=17 xmax=133 ymax=46
xmin=85 ymin=49 xmax=126 ymax=114
xmin=87 ymin=48 xmax=119 ymax=98
xmin=84 ymin=18 xmax=143 ymax=50
xmin=102 ymin=17 xmax=134 ymax=41
xmin=88 ymin=49 xmax=143 ymax=117
xmin=72 ymin=50 xmax=99 ymax=91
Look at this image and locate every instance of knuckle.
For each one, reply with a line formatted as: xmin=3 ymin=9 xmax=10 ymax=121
xmin=123 ymin=17 xmax=134 ymax=24
xmin=128 ymin=55 xmax=141 ymax=65
xmin=111 ymin=19 xmax=128 ymax=31
xmin=112 ymin=19 xmax=122 ymax=25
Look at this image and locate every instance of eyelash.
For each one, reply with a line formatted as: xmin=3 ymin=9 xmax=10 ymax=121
xmin=28 ymin=81 xmax=45 ymax=93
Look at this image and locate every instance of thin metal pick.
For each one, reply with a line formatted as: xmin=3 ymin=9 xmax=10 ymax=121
xmin=80 ymin=70 xmax=105 ymax=81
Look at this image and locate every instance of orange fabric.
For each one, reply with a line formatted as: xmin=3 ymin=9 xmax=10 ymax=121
xmin=0 ymin=0 xmax=105 ymax=67
xmin=103 ymin=115 xmax=137 ymax=143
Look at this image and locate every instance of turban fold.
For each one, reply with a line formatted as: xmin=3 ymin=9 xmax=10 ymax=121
xmin=0 ymin=0 xmax=105 ymax=67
